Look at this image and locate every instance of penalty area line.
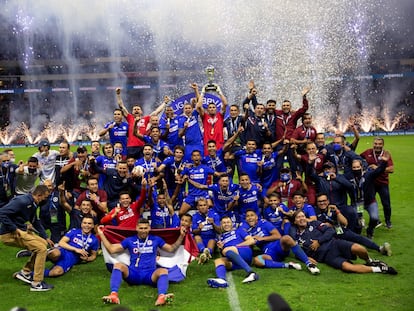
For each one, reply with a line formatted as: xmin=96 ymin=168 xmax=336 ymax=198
xmin=226 ymin=272 xmax=242 ymax=311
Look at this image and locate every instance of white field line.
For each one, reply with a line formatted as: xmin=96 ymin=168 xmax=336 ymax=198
xmin=227 ymin=272 xmax=242 ymax=311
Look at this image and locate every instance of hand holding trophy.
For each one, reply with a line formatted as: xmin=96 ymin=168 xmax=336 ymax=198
xmin=203 ymin=65 xmax=218 ymax=93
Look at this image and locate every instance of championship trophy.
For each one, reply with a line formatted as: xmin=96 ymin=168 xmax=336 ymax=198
xmin=204 ymin=65 xmax=217 ymax=92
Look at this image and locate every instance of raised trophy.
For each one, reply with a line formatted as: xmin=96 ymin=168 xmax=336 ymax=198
xmin=204 ymin=65 xmax=218 ymax=92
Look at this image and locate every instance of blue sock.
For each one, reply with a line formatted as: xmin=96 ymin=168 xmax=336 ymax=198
xmin=208 ymin=248 xmax=212 ymax=255
xmin=291 ymin=244 xmax=310 ymax=265
xmin=157 ymin=274 xmax=169 ymax=295
xmin=216 ymin=264 xmax=227 ymax=280
xmin=110 ymin=268 xmax=123 ymax=293
xmin=226 ymin=250 xmax=252 ymax=274
xmin=283 ymin=222 xmax=291 ymax=235
xmin=44 ymin=269 xmax=50 ymax=277
xmin=264 ymin=259 xmax=286 ymax=269
xmin=197 ymin=242 xmax=205 ymax=252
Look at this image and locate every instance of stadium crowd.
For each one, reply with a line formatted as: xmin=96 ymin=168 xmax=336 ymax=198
xmin=0 ymin=82 xmax=397 ymax=306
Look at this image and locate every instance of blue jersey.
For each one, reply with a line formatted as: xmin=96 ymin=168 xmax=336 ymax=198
xmin=150 ymin=203 xmax=180 ymax=229
xmin=182 ymin=164 xmax=214 ymax=197
xmin=235 ymin=149 xmax=262 ymax=183
xmin=261 ymin=151 xmax=280 ymax=191
xmin=159 ymin=116 xmax=183 ymax=148
xmin=289 ymin=203 xmax=316 ymax=219
xmin=192 ymin=209 xmax=220 ymax=240
xmin=142 ymin=136 xmax=170 ymax=161
xmin=121 ymin=234 xmax=166 ymax=271
xmin=95 ymin=155 xmax=117 ymax=188
xmin=263 ymin=203 xmax=289 ymax=232
xmin=105 ymin=121 xmax=128 ymax=155
xmin=202 ymin=149 xmax=227 ymax=179
xmin=134 ymin=157 xmax=160 ymax=180
xmin=178 ymin=111 xmax=203 ymax=146
xmin=239 ymin=219 xmax=276 ymax=250
xmin=237 ymin=185 xmax=262 ymax=221
xmin=64 ymin=228 xmax=99 ymax=262
xmin=207 ymin=183 xmax=240 ymax=217
xmin=219 ymin=227 xmax=249 ymax=248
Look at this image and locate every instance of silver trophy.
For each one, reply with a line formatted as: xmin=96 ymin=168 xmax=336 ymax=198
xmin=204 ymin=65 xmax=217 ymax=92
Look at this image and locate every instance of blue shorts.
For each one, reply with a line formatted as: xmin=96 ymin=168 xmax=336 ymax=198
xmin=324 ymin=239 xmax=355 ymax=269
xmin=54 ymin=248 xmax=79 ymax=273
xmin=200 ymin=235 xmax=217 ymax=247
xmin=263 ymin=240 xmax=290 ymax=262
xmin=231 ymin=247 xmax=253 ymax=270
xmin=125 ymin=268 xmax=155 ymax=286
xmin=183 ymin=193 xmax=210 ymax=208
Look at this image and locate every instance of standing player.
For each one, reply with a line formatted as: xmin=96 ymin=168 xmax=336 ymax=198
xmin=99 ymin=109 xmax=128 ymax=158
xmin=98 ymin=218 xmax=187 ymax=306
xmin=196 ymin=82 xmax=227 ymax=155
xmin=116 ymin=88 xmax=167 ymax=159
xmin=45 ymin=215 xmax=99 ymax=277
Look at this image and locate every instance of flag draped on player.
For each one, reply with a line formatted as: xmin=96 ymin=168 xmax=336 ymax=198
xmin=101 ymin=226 xmax=199 ymax=282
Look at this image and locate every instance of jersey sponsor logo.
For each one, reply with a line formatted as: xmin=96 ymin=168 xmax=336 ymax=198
xmin=242 ymin=196 xmax=257 ymax=204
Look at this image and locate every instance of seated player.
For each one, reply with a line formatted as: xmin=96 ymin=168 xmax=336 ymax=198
xmin=45 ymin=215 xmax=99 ymax=277
xmin=98 ymin=218 xmax=187 ymax=306
xmin=240 ymin=210 xmax=320 ymax=274
xmin=207 ymin=216 xmax=259 ymax=288
xmin=191 ymin=198 xmax=220 ymax=264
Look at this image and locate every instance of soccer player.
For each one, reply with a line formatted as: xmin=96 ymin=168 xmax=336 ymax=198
xmin=100 ymin=180 xmax=147 ymax=228
xmin=45 ymin=215 xmax=99 ymax=277
xmin=187 ymin=173 xmax=239 ymax=220
xmin=207 ymin=216 xmax=259 ymax=288
xmin=196 ymin=83 xmax=227 ymax=154
xmin=178 ymin=101 xmax=203 ymax=162
xmin=99 ymin=109 xmax=128 ymax=158
xmin=134 ymin=126 xmax=172 ymax=161
xmin=148 ymin=181 xmax=180 ymax=229
xmin=159 ymin=105 xmax=183 ymax=149
xmin=98 ymin=218 xmax=187 ymax=306
xmin=240 ymin=210 xmax=320 ymax=274
xmin=290 ymin=210 xmax=397 ymax=274
xmin=179 ymin=150 xmax=215 ymax=216
xmin=116 ymin=88 xmax=167 ymax=159
xmin=234 ymin=139 xmax=262 ymax=184
xmin=192 ymin=198 xmax=220 ymax=264
xmin=230 ymin=173 xmax=262 ymax=223
xmin=263 ymin=192 xmax=289 ymax=235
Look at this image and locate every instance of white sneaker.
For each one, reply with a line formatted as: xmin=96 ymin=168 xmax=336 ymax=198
xmin=307 ymin=263 xmax=320 ymax=275
xmin=242 ymin=272 xmax=259 ymax=284
xmin=380 ymin=242 xmax=392 ymax=256
xmin=288 ymin=262 xmax=302 ymax=270
xmin=207 ymin=278 xmax=228 ymax=288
